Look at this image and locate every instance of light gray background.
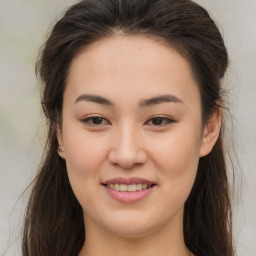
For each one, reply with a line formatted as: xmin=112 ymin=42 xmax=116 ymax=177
xmin=0 ymin=0 xmax=255 ymax=255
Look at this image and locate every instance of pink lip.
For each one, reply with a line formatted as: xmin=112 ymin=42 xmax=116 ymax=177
xmin=103 ymin=185 xmax=156 ymax=203
xmin=102 ymin=177 xmax=156 ymax=185
xmin=101 ymin=177 xmax=157 ymax=203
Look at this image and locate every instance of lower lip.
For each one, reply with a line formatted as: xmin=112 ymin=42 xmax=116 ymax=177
xmin=102 ymin=185 xmax=156 ymax=203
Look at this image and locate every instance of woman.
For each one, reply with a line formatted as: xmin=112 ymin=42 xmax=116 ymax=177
xmin=22 ymin=0 xmax=234 ymax=255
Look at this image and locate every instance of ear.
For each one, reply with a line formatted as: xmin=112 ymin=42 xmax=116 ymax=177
xmin=199 ymin=107 xmax=222 ymax=157
xmin=57 ymin=126 xmax=65 ymax=159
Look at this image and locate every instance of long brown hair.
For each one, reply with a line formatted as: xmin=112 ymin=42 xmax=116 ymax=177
xmin=22 ymin=0 xmax=234 ymax=255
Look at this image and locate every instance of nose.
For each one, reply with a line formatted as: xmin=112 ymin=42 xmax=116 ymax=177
xmin=108 ymin=124 xmax=147 ymax=169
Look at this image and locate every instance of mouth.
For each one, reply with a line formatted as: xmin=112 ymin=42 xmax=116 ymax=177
xmin=101 ymin=177 xmax=157 ymax=203
xmin=101 ymin=183 xmax=156 ymax=192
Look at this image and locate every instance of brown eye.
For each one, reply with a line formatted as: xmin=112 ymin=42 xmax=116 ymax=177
xmin=146 ymin=116 xmax=176 ymax=126
xmin=82 ymin=116 xmax=110 ymax=126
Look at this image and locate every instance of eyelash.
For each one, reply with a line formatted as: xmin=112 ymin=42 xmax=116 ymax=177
xmin=81 ymin=115 xmax=176 ymax=127
xmin=145 ymin=115 xmax=176 ymax=126
xmin=82 ymin=116 xmax=110 ymax=126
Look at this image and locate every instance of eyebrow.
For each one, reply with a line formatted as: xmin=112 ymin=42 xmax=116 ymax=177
xmin=139 ymin=94 xmax=183 ymax=107
xmin=75 ymin=94 xmax=183 ymax=107
xmin=75 ymin=94 xmax=114 ymax=106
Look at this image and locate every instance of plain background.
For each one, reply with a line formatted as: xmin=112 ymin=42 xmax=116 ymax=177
xmin=0 ymin=0 xmax=255 ymax=255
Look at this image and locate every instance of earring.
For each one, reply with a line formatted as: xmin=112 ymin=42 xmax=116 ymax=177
xmin=58 ymin=148 xmax=64 ymax=153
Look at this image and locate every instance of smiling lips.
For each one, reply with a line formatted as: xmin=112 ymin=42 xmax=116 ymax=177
xmin=106 ymin=183 xmax=153 ymax=192
xmin=102 ymin=177 xmax=157 ymax=203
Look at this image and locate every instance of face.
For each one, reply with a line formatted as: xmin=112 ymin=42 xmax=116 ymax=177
xmin=58 ymin=35 xmax=219 ymax=238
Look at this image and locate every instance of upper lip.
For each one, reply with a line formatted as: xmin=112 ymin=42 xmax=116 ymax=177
xmin=102 ymin=177 xmax=156 ymax=185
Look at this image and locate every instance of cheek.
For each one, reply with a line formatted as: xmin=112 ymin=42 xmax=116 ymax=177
xmin=148 ymin=126 xmax=202 ymax=193
xmin=64 ymin=138 xmax=106 ymax=183
xmin=61 ymin=122 xmax=109 ymax=200
xmin=62 ymin=118 xmax=106 ymax=173
xmin=148 ymin=132 xmax=201 ymax=215
xmin=151 ymin=131 xmax=201 ymax=171
xmin=63 ymin=137 xmax=106 ymax=211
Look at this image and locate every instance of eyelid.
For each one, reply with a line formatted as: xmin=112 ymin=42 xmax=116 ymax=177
xmin=81 ymin=115 xmax=111 ymax=126
xmin=144 ymin=115 xmax=177 ymax=126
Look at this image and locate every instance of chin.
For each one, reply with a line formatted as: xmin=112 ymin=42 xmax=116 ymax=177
xmin=99 ymin=213 xmax=162 ymax=238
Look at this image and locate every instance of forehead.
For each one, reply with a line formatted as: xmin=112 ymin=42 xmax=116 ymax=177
xmin=65 ymin=35 xmax=200 ymax=106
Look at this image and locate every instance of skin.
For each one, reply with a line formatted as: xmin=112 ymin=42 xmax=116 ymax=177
xmin=57 ymin=35 xmax=221 ymax=256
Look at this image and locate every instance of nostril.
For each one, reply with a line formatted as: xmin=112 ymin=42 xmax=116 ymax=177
xmin=108 ymin=147 xmax=148 ymax=169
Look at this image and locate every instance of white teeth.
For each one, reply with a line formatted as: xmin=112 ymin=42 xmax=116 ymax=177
xmin=128 ymin=184 xmax=137 ymax=192
xmin=142 ymin=184 xmax=147 ymax=190
xmin=106 ymin=184 xmax=153 ymax=192
xmin=120 ymin=184 xmax=128 ymax=191
xmin=136 ymin=184 xmax=143 ymax=191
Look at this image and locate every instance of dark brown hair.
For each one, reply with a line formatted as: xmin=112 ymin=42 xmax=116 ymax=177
xmin=22 ymin=0 xmax=234 ymax=255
